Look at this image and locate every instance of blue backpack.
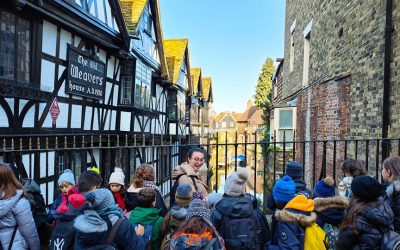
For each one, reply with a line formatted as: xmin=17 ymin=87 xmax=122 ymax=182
xmin=131 ymin=220 xmax=157 ymax=250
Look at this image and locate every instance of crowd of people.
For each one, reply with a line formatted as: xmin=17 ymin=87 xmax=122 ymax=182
xmin=1 ymin=147 xmax=400 ymax=249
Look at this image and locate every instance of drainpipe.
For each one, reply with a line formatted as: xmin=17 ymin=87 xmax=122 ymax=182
xmin=382 ymin=0 xmax=393 ymax=160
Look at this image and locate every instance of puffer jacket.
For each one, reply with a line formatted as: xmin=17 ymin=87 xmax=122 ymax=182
xmin=73 ymin=209 xmax=144 ymax=250
xmin=48 ymin=187 xmax=79 ymax=223
xmin=336 ymin=199 xmax=394 ymax=250
xmin=172 ymin=162 xmax=208 ymax=199
xmin=385 ymin=180 xmax=400 ymax=233
xmin=314 ymin=196 xmax=349 ymax=228
xmin=0 ymin=190 xmax=40 ymax=250
xmin=266 ymin=195 xmax=317 ymax=250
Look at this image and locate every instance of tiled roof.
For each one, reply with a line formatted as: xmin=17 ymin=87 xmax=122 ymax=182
xmin=163 ymin=39 xmax=188 ymax=84
xmin=119 ymin=0 xmax=148 ymax=33
xmin=191 ymin=68 xmax=201 ymax=95
xmin=213 ymin=111 xmax=228 ymax=123
xmin=237 ymin=106 xmax=258 ymax=121
xmin=249 ymin=109 xmax=264 ymax=125
xmin=202 ymin=77 xmax=212 ymax=100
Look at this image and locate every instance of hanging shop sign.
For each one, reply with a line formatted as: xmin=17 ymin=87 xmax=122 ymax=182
xmin=66 ymin=45 xmax=106 ymax=100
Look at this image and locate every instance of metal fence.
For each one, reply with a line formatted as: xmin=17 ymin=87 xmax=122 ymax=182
xmin=1 ymin=132 xmax=399 ymax=210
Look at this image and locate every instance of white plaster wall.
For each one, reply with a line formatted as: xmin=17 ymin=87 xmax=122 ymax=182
xmin=105 ymin=82 xmax=112 ymax=105
xmin=105 ymin=1 xmax=113 ymax=28
xmin=93 ymin=108 xmax=100 ymax=130
xmin=39 ymin=103 xmax=52 ymax=128
xmin=98 ymin=49 xmax=107 ymax=64
xmin=40 ymin=151 xmax=55 ymax=178
xmin=59 ymin=29 xmax=72 ymax=60
xmin=56 ymin=102 xmax=68 ymax=128
xmin=74 ymin=35 xmax=82 ymax=47
xmin=169 ymin=123 xmax=176 ymax=135
xmin=144 ymin=117 xmax=150 ymax=133
xmin=22 ymin=105 xmax=35 ymax=128
xmin=134 ymin=117 xmax=141 ymax=132
xmin=84 ymin=107 xmax=93 ymax=130
xmin=0 ymin=108 xmax=8 ymax=127
xmin=93 ymin=149 xmax=100 ymax=168
xmin=120 ymin=112 xmax=131 ymax=131
xmin=113 ymin=85 xmax=119 ymax=106
xmin=107 ymin=56 xmax=115 ymax=79
xmin=110 ymin=111 xmax=116 ymax=130
xmin=40 ymin=59 xmax=55 ymax=92
xmin=71 ymin=105 xmax=82 ymax=128
xmin=22 ymin=154 xmax=34 ymax=179
xmin=96 ymin=0 xmax=106 ymax=23
xmin=42 ymin=21 xmax=57 ymax=56
xmin=58 ymin=65 xmax=69 ymax=98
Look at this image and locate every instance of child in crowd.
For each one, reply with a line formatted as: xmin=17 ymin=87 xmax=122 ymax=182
xmin=266 ymin=194 xmax=316 ymax=250
xmin=211 ymin=168 xmax=259 ymax=250
xmin=160 ymin=183 xmax=193 ymax=242
xmin=383 ymin=156 xmax=400 ymax=232
xmin=336 ymin=176 xmax=393 ymax=249
xmin=267 ymin=161 xmax=311 ymax=212
xmin=126 ymin=164 xmax=167 ymax=216
xmin=129 ymin=187 xmax=164 ymax=250
xmin=338 ymin=159 xmax=366 ymax=198
xmin=48 ymin=169 xmax=79 ymax=223
xmin=313 ymin=177 xmax=349 ymax=250
xmin=108 ymin=167 xmax=126 ymax=210
xmin=165 ymin=199 xmax=225 ymax=249
xmin=78 ymin=169 xmax=102 ymax=193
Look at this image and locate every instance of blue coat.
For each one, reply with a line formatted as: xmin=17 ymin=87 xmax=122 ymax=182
xmin=313 ymin=196 xmax=349 ymax=228
xmin=0 ymin=190 xmax=40 ymax=250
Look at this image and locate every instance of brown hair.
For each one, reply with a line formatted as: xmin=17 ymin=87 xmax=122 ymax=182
xmin=137 ymin=187 xmax=156 ymax=208
xmin=340 ymin=197 xmax=382 ymax=231
xmin=0 ymin=164 xmax=24 ymax=199
xmin=131 ymin=164 xmax=155 ymax=188
xmin=383 ymin=156 xmax=400 ymax=180
xmin=175 ymin=216 xmax=212 ymax=235
xmin=341 ymin=159 xmax=367 ymax=177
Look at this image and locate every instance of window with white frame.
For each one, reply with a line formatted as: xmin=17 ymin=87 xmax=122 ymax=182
xmin=303 ymin=21 xmax=312 ymax=87
xmin=120 ymin=60 xmax=134 ymax=105
xmin=222 ymin=122 xmax=226 ymax=128
xmin=134 ymin=61 xmax=152 ymax=109
xmin=278 ymin=109 xmax=294 ymax=146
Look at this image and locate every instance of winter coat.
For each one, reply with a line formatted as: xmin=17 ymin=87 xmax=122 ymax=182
xmin=314 ymin=196 xmax=349 ymax=228
xmin=166 ymin=230 xmax=225 ymax=249
xmin=336 ymin=199 xmax=394 ymax=250
xmin=160 ymin=205 xmax=188 ymax=239
xmin=385 ymin=179 xmax=400 ymax=233
xmin=129 ymin=206 xmax=163 ymax=250
xmin=125 ymin=185 xmax=167 ymax=216
xmin=73 ymin=209 xmax=144 ymax=250
xmin=266 ymin=195 xmax=317 ymax=250
xmin=0 ymin=190 xmax=40 ymax=250
xmin=267 ymin=178 xmax=311 ymax=211
xmin=172 ymin=162 xmax=208 ymax=199
xmin=48 ymin=187 xmax=79 ymax=223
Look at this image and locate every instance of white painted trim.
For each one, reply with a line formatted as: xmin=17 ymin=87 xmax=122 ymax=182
xmin=290 ymin=19 xmax=296 ymax=34
xmin=303 ymin=20 xmax=313 ymax=37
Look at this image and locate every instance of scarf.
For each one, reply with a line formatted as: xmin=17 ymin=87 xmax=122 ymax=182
xmin=144 ymin=180 xmax=162 ymax=196
xmin=112 ymin=191 xmax=126 ymax=210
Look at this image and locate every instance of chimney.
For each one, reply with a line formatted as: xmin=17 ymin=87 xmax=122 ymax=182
xmin=247 ymin=99 xmax=253 ymax=109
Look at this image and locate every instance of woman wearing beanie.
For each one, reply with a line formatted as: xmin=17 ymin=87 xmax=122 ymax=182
xmin=313 ymin=177 xmax=349 ymax=250
xmin=265 ymin=194 xmax=317 ymax=250
xmin=164 ymin=199 xmax=225 ymax=249
xmin=0 ymin=164 xmax=40 ymax=250
xmin=48 ymin=169 xmax=79 ymax=223
xmin=160 ymin=183 xmax=193 ymax=243
xmin=211 ymin=168 xmax=259 ymax=250
xmin=172 ymin=148 xmax=209 ymax=199
xmin=336 ymin=176 xmax=393 ymax=250
xmin=126 ymin=164 xmax=168 ymax=216
xmin=382 ymin=156 xmax=400 ymax=232
xmin=73 ymin=188 xmax=145 ymax=249
xmin=108 ymin=167 xmax=126 ymax=210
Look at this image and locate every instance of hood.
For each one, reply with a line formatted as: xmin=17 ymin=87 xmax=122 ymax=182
xmin=172 ymin=162 xmax=198 ymax=179
xmin=129 ymin=207 xmax=161 ymax=224
xmin=314 ymin=196 xmax=349 ymax=212
xmin=275 ymin=209 xmax=317 ymax=227
xmin=215 ymin=196 xmax=253 ymax=218
xmin=127 ymin=185 xmax=142 ymax=193
xmin=170 ymin=205 xmax=188 ymax=220
xmin=315 ymin=207 xmax=345 ymax=226
xmin=0 ymin=190 xmax=23 ymax=218
xmin=20 ymin=178 xmax=41 ymax=193
xmin=386 ymin=180 xmax=400 ymax=196
xmin=360 ymin=201 xmax=394 ymax=229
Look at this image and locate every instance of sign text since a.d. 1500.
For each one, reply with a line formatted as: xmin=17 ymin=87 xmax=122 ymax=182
xmin=66 ymin=46 xmax=106 ymax=100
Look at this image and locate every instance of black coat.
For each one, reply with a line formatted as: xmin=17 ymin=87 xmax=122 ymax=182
xmin=336 ymin=199 xmax=394 ymax=250
xmin=385 ymin=180 xmax=400 ymax=233
xmin=313 ymin=196 xmax=349 ymax=228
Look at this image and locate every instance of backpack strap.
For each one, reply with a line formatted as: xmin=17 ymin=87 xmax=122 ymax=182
xmin=189 ymin=176 xmax=198 ymax=191
xmin=106 ymin=217 xmax=124 ymax=244
xmin=203 ymin=238 xmax=217 ymax=249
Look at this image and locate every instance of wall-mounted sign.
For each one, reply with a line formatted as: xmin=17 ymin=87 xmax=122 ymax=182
xmin=66 ymin=45 xmax=105 ymax=100
xmin=50 ymin=97 xmax=60 ymax=125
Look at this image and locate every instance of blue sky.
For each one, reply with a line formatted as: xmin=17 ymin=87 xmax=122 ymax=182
xmin=159 ymin=0 xmax=286 ymax=113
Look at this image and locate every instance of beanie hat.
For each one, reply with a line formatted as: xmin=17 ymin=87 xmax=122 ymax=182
xmin=314 ymin=177 xmax=336 ymax=198
xmin=285 ymin=161 xmax=304 ymax=179
xmin=192 ymin=191 xmax=204 ymax=201
xmin=285 ymin=194 xmax=314 ymax=212
xmin=175 ymin=183 xmax=193 ymax=207
xmin=273 ymin=175 xmax=296 ymax=202
xmin=109 ymin=167 xmax=125 ymax=186
xmin=224 ymin=167 xmax=250 ymax=196
xmin=351 ymin=176 xmax=384 ymax=201
xmin=58 ymin=169 xmax=76 ymax=186
xmin=207 ymin=193 xmax=223 ymax=209
xmin=84 ymin=188 xmax=115 ymax=211
xmin=88 ymin=166 xmax=100 ymax=175
xmin=186 ymin=199 xmax=211 ymax=222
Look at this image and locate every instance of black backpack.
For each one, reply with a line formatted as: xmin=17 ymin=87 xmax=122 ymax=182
xmin=254 ymin=207 xmax=270 ymax=248
xmin=20 ymin=178 xmax=47 ymax=227
xmin=169 ymin=174 xmax=198 ymax=206
xmin=220 ymin=209 xmax=259 ymax=250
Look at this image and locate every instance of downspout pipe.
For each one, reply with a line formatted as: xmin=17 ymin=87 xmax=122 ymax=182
xmin=382 ymin=0 xmax=393 ymax=160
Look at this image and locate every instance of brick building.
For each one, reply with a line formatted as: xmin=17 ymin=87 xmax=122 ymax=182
xmin=274 ymin=0 xmax=399 ymax=185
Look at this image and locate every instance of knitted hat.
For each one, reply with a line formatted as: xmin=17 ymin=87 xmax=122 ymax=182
xmin=109 ymin=167 xmax=125 ymax=186
xmin=224 ymin=168 xmax=250 ymax=196
xmin=273 ymin=175 xmax=296 ymax=202
xmin=58 ymin=169 xmax=76 ymax=186
xmin=84 ymin=188 xmax=115 ymax=211
xmin=207 ymin=193 xmax=223 ymax=209
xmin=351 ymin=176 xmax=385 ymax=201
xmin=175 ymin=183 xmax=193 ymax=207
xmin=285 ymin=194 xmax=314 ymax=212
xmin=285 ymin=161 xmax=304 ymax=179
xmin=186 ymin=199 xmax=211 ymax=222
xmin=314 ymin=177 xmax=336 ymax=198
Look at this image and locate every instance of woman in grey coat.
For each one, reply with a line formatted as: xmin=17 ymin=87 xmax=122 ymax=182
xmin=0 ymin=164 xmax=40 ymax=250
